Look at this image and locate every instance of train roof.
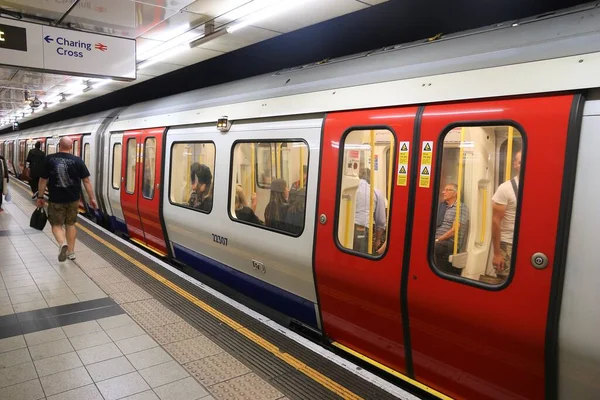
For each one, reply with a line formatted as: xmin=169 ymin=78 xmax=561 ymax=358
xmin=108 ymin=2 xmax=600 ymax=130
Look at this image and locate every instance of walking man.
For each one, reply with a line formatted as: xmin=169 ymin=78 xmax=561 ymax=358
xmin=36 ymin=137 xmax=97 ymax=261
xmin=26 ymin=141 xmax=46 ymax=199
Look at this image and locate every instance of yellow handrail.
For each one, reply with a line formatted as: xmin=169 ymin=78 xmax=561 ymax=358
xmin=386 ymin=145 xmax=393 ymax=235
xmin=251 ymin=143 xmax=256 ymax=192
xmin=480 ymin=188 xmax=487 ymax=243
xmin=344 ymin=195 xmax=352 ymax=248
xmin=300 ymin=145 xmax=305 ymax=189
xmin=368 ymin=130 xmax=376 ymax=254
xmin=453 ymin=127 xmax=465 ymax=255
xmin=271 ymin=144 xmax=277 ymax=180
xmin=276 ymin=143 xmax=281 ymax=179
xmin=505 ymin=126 xmax=514 ymax=181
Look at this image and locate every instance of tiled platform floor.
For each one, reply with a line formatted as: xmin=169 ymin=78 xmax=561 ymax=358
xmin=0 ymin=188 xmax=287 ymax=400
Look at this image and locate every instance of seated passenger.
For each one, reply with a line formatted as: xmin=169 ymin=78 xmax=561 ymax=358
xmin=290 ymin=166 xmax=308 ymax=191
xmin=235 ymin=185 xmax=262 ymax=225
xmin=188 ymin=162 xmax=213 ymax=212
xmin=434 ymin=183 xmax=469 ymax=276
xmin=284 ymin=188 xmax=305 ymax=235
xmin=264 ymin=179 xmax=289 ymax=231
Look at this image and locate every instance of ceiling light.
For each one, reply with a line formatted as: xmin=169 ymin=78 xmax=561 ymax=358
xmin=226 ymin=0 xmax=312 ymax=34
xmin=138 ymin=46 xmax=188 ymax=70
xmin=137 ymin=30 xmax=203 ymax=62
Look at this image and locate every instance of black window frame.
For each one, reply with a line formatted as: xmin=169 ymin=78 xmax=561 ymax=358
xmin=228 ymin=138 xmax=310 ymax=237
xmin=125 ymin=138 xmax=137 ymax=195
xmin=142 ymin=137 xmax=157 ymax=200
xmin=333 ymin=126 xmax=397 ymax=260
xmin=167 ymin=140 xmax=216 ymax=215
xmin=428 ymin=120 xmax=527 ymax=290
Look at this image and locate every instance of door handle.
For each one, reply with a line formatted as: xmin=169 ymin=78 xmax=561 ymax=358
xmin=156 ymin=183 xmax=160 ymax=191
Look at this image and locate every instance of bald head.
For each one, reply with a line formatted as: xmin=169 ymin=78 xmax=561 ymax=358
xmin=59 ymin=137 xmax=73 ymax=152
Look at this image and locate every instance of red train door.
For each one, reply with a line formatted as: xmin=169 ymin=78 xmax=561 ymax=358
xmin=314 ymin=107 xmax=419 ymax=374
xmin=120 ymin=128 xmax=167 ymax=256
xmin=407 ymin=95 xmax=574 ymax=399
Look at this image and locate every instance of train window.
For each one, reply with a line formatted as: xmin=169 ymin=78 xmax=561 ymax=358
xmin=169 ymin=142 xmax=215 ymax=213
xmin=142 ymin=138 xmax=156 ymax=200
xmin=126 ymin=139 xmax=136 ymax=194
xmin=83 ymin=143 xmax=91 ymax=168
xmin=230 ymin=140 xmax=309 ymax=236
xmin=112 ymin=143 xmax=122 ymax=190
xmin=335 ymin=129 xmax=395 ymax=257
xmin=73 ymin=140 xmax=79 ymax=156
xmin=432 ymin=125 xmax=524 ymax=285
xmin=47 ymin=144 xmax=57 ymax=155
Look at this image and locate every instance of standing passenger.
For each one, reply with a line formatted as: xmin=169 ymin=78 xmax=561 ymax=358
xmin=0 ymin=154 xmax=9 ymax=212
xmin=36 ymin=137 xmax=97 ymax=261
xmin=26 ymin=141 xmax=45 ymax=199
xmin=491 ymin=151 xmax=522 ymax=279
xmin=354 ymin=168 xmax=386 ymax=254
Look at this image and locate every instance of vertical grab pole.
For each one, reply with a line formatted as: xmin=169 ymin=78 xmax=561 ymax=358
xmin=368 ymin=130 xmax=376 ymax=255
xmin=505 ymin=126 xmax=514 ymax=181
xmin=386 ymin=145 xmax=393 ymax=234
xmin=453 ymin=127 xmax=465 ymax=255
xmin=271 ymin=144 xmax=277 ymax=180
xmin=300 ymin=145 xmax=305 ymax=189
xmin=276 ymin=143 xmax=281 ymax=179
xmin=251 ymin=143 xmax=256 ymax=193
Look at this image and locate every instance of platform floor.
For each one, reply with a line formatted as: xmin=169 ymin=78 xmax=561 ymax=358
xmin=0 ymin=182 xmax=417 ymax=400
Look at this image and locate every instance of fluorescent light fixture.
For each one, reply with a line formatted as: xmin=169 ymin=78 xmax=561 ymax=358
xmin=226 ymin=0 xmax=312 ymax=34
xmin=138 ymin=46 xmax=188 ymax=70
xmin=137 ymin=30 xmax=203 ymax=62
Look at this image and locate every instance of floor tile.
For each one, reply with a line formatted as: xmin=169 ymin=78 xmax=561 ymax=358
xmin=120 ymin=390 xmax=160 ymax=400
xmin=105 ymin=323 xmax=146 ymax=341
xmin=164 ymin=336 xmax=222 ymax=364
xmin=34 ymin=352 xmax=83 ymax=377
xmin=39 ymin=366 xmax=93 ymax=397
xmin=115 ymin=334 xmax=158 ymax=355
xmin=96 ymin=372 xmax=150 ymax=400
xmin=0 ymin=347 xmax=31 ymax=368
xmin=138 ymin=361 xmax=189 ymax=388
xmin=0 ymin=335 xmax=26 ymax=353
xmin=86 ymin=356 xmax=135 ymax=382
xmin=77 ymin=342 xmax=122 ymax=365
xmin=76 ymin=292 xmax=107 ymax=302
xmin=62 ymin=320 xmax=102 ymax=338
xmin=25 ymin=327 xmax=66 ymax=346
xmin=68 ymin=283 xmax=101 ymax=295
xmin=10 ymin=292 xmax=45 ymax=304
xmin=46 ymin=384 xmax=103 ymax=400
xmin=7 ymin=285 xmax=40 ymax=296
xmin=0 ymin=378 xmax=45 ymax=400
xmin=0 ymin=362 xmax=38 ymax=388
xmin=126 ymin=347 xmax=172 ymax=370
xmin=41 ymin=289 xmax=75 ymax=301
xmin=154 ymin=376 xmax=208 ymax=400
xmin=208 ymin=373 xmax=282 ymax=400
xmin=68 ymin=330 xmax=112 ymax=351
xmin=145 ymin=322 xmax=200 ymax=345
xmin=96 ymin=314 xmax=134 ymax=330
xmin=183 ymin=352 xmax=250 ymax=387
xmin=29 ymin=338 xmax=74 ymax=361
xmin=0 ymin=304 xmax=14 ymax=315
xmin=13 ymin=300 xmax=48 ymax=313
xmin=46 ymin=295 xmax=80 ymax=307
xmin=36 ymin=282 xmax=69 ymax=292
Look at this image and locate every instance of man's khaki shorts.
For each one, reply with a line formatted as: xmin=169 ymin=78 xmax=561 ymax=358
xmin=48 ymin=201 xmax=79 ymax=226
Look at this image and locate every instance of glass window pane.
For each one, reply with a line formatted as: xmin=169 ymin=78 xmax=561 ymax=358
xmin=126 ymin=139 xmax=136 ymax=194
xmin=432 ymin=125 xmax=524 ymax=285
xmin=142 ymin=138 xmax=156 ymax=199
xmin=112 ymin=143 xmax=122 ymax=190
xmin=73 ymin=140 xmax=79 ymax=156
xmin=83 ymin=143 xmax=91 ymax=168
xmin=231 ymin=141 xmax=308 ymax=236
xmin=336 ymin=129 xmax=395 ymax=257
xmin=169 ymin=142 xmax=215 ymax=213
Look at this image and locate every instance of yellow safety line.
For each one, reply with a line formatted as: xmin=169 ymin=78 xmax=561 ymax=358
xmin=75 ymin=222 xmax=364 ymax=400
xmin=332 ymin=342 xmax=453 ymax=400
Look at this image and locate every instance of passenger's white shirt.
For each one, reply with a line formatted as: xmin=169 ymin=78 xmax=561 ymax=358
xmin=492 ymin=176 xmax=519 ymax=244
xmin=355 ymin=179 xmax=386 ymax=230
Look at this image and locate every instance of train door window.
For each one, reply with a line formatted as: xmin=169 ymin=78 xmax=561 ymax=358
xmin=126 ymin=139 xmax=136 ymax=194
xmin=169 ymin=142 xmax=216 ymax=213
xmin=83 ymin=144 xmax=91 ymax=168
xmin=335 ymin=129 xmax=395 ymax=257
xmin=432 ymin=125 xmax=524 ymax=285
xmin=112 ymin=143 xmax=122 ymax=190
xmin=230 ymin=140 xmax=309 ymax=235
xmin=142 ymin=138 xmax=156 ymax=199
xmin=73 ymin=140 xmax=79 ymax=156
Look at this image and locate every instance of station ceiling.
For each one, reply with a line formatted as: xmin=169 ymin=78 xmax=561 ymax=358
xmin=0 ymin=0 xmax=387 ymax=128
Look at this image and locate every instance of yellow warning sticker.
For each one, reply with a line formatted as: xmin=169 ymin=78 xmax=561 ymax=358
xmin=419 ymin=141 xmax=433 ymax=188
xmin=397 ymin=141 xmax=410 ymax=186
xmin=397 ymin=164 xmax=408 ymax=186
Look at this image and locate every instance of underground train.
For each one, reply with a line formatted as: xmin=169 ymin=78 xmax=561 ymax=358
xmin=2 ymin=3 xmax=600 ymax=399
